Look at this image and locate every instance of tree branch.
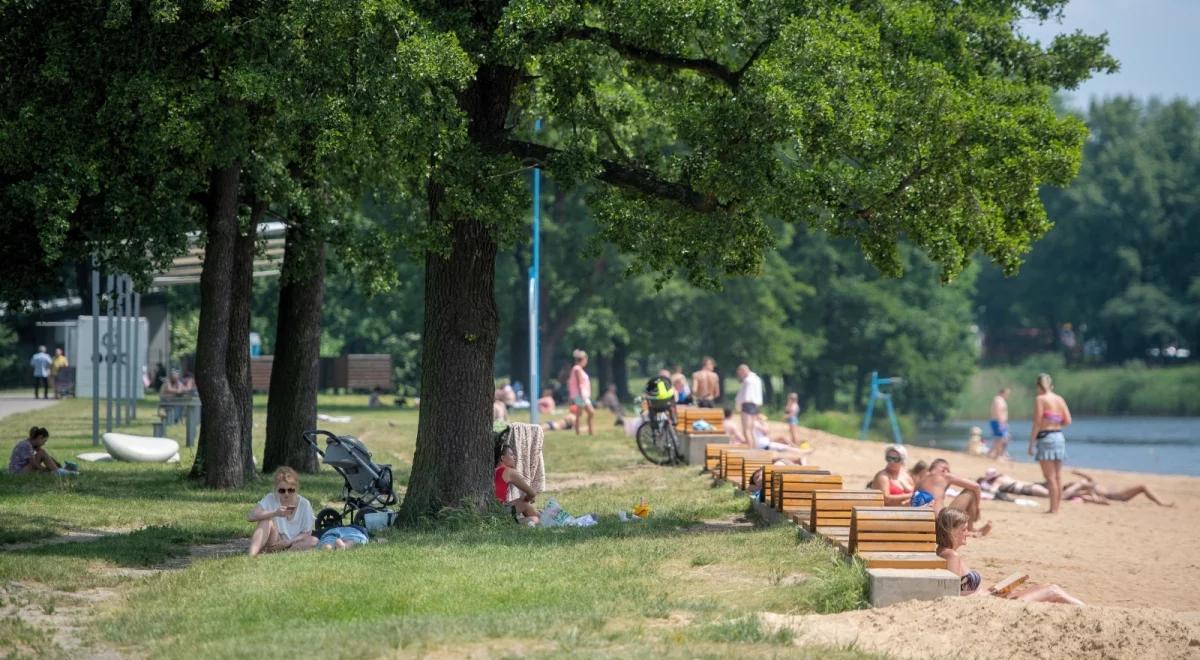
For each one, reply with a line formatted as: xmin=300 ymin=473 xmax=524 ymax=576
xmin=561 ymin=26 xmax=770 ymax=90
xmin=503 ymin=139 xmax=732 ymax=214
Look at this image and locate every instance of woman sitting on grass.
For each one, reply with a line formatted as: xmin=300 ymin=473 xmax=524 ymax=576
xmin=248 ymin=467 xmax=318 ymax=556
xmin=495 ymin=442 xmax=540 ymax=525
xmin=936 ymin=508 xmax=1084 ymax=606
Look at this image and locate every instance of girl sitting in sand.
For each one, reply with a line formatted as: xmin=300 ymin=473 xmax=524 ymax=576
xmin=936 ymin=508 xmax=1084 ymax=606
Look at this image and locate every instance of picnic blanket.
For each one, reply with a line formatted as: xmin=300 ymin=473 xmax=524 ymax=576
xmin=507 ymin=422 xmax=545 ymax=499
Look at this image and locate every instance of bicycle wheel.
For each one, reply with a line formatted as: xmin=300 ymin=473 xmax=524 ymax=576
xmin=636 ymin=420 xmax=674 ymax=465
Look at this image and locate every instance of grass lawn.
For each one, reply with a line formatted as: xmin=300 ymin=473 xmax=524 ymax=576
xmin=1 ymin=396 xmax=875 ymax=658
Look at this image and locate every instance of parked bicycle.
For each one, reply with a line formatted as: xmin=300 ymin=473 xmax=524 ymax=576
xmin=636 ymin=377 xmax=682 ymax=465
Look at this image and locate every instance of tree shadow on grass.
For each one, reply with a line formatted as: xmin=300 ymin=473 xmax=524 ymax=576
xmin=0 ymin=513 xmax=71 ymax=545
xmin=1 ymin=526 xmax=219 ymax=568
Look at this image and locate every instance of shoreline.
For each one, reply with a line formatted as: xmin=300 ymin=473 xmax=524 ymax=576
xmin=783 ymin=422 xmax=1200 ymax=611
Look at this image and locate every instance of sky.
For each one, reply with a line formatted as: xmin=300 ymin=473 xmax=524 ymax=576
xmin=1019 ymin=0 xmax=1200 ymax=108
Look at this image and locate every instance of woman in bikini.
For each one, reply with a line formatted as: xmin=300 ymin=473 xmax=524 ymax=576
xmin=977 ymin=468 xmax=1051 ymax=498
xmin=936 ymin=508 xmax=1084 ymax=606
xmin=1029 ymin=373 xmax=1071 ymax=514
xmin=870 ymin=445 xmax=914 ymax=505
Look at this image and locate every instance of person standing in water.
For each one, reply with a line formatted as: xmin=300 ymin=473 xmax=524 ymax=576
xmin=1029 ymin=373 xmax=1071 ymax=514
xmin=988 ymin=387 xmax=1011 ymax=459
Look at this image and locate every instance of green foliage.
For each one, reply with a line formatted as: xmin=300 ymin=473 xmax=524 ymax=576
xmin=957 ymin=358 xmax=1200 ymax=418
xmin=976 ymin=98 xmax=1200 ymax=363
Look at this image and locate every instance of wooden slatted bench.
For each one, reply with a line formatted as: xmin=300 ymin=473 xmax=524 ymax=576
xmin=739 ymin=455 xmax=775 ymax=492
xmin=705 ymin=443 xmax=725 ymax=473
xmin=764 ymin=465 xmax=824 ymax=508
xmin=776 ymin=473 xmax=842 ymax=527
xmin=848 ymin=507 xmax=946 ymax=570
xmin=723 ymin=449 xmax=771 ymax=488
xmin=807 ymin=490 xmax=885 ymax=543
xmin=716 ymin=446 xmax=762 ymax=481
xmin=676 ymin=406 xmax=725 ymax=434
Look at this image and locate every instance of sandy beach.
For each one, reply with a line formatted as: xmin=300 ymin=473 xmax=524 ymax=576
xmin=764 ymin=424 xmax=1200 ymax=657
xmin=793 ymin=425 xmax=1200 ymax=610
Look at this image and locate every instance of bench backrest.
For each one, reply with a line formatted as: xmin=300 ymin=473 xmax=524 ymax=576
xmin=705 ymin=443 xmax=726 ymax=473
xmin=848 ymin=507 xmax=937 ymax=554
xmin=809 ymin=490 xmax=885 ymax=531
xmin=723 ymin=450 xmax=771 ymax=484
xmin=717 ymin=446 xmax=765 ymax=480
xmin=739 ymin=456 xmax=774 ymax=491
xmin=773 ymin=473 xmax=841 ymax=512
xmin=763 ymin=465 xmax=824 ymax=506
xmin=676 ymin=406 xmax=725 ymax=434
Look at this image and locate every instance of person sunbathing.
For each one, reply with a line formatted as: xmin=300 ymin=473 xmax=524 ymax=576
xmin=541 ymin=412 xmax=576 ymax=431
xmin=869 ymin=445 xmax=914 ymax=506
xmin=936 ymin=508 xmax=1084 ymax=606
xmin=1066 ymin=469 xmax=1174 ymax=507
xmin=247 ymin=467 xmax=318 ymax=556
xmin=914 ymin=458 xmax=992 ymax=536
xmin=977 ymin=468 xmax=1050 ymax=498
xmin=724 ymin=408 xmax=749 ymax=446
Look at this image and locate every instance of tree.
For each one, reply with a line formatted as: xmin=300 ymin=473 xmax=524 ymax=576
xmin=0 ymin=1 xmax=468 ymax=487
xmin=975 ymin=97 xmax=1200 ymax=362
xmin=397 ymin=0 xmax=1114 ymax=519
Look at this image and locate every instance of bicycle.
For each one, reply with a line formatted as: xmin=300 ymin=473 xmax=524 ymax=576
xmin=635 ymin=395 xmax=682 ymax=465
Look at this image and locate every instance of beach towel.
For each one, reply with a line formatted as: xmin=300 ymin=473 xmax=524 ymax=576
xmin=507 ymin=422 xmax=545 ymax=500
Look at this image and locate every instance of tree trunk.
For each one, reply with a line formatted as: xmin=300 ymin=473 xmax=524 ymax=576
xmin=399 ymin=213 xmax=499 ymax=521
xmin=508 ymin=244 xmax=530 ymax=390
xmin=263 ymin=221 xmax=325 ymax=473
xmin=762 ymin=373 xmax=775 ymax=408
xmin=613 ymin=340 xmax=630 ymax=402
xmin=190 ymin=163 xmax=254 ymax=488
xmin=227 ymin=204 xmax=259 ymax=480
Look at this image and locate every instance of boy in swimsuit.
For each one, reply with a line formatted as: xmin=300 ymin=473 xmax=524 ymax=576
xmin=914 ymin=458 xmax=992 ymax=535
xmin=988 ymin=387 xmax=1011 ymax=459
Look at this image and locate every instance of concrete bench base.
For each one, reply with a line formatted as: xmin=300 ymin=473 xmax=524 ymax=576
xmin=682 ymin=433 xmax=728 ymax=466
xmin=868 ymin=568 xmax=959 ymax=608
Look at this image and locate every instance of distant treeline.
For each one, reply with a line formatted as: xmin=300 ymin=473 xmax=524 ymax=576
xmin=975 ymin=97 xmax=1200 ymax=365
xmin=955 ymin=355 xmax=1200 ymax=418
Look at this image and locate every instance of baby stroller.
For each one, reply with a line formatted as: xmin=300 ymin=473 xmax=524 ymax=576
xmin=303 ymin=429 xmax=397 ymax=533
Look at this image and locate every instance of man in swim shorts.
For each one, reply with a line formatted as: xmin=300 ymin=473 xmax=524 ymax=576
xmin=988 ymin=387 xmax=1011 ymax=459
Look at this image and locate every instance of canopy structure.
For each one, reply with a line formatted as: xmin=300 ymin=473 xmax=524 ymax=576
xmin=151 ymin=221 xmax=287 ymax=287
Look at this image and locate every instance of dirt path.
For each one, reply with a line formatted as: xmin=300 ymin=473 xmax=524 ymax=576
xmin=2 ymin=534 xmax=249 ymax=658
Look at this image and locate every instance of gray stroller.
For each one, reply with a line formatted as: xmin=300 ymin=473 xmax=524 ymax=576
xmin=303 ymin=429 xmax=397 ymax=532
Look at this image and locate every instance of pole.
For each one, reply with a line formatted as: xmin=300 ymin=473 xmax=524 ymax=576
xmin=124 ymin=276 xmax=134 ymax=421
xmin=105 ymin=274 xmax=114 ymax=432
xmin=528 ymin=117 xmax=542 ymax=425
xmin=132 ymin=288 xmax=140 ymax=420
xmin=91 ymin=265 xmax=100 ymax=446
xmin=117 ymin=276 xmax=127 ymax=425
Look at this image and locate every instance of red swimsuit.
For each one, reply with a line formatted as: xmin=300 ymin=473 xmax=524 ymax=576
xmin=494 ymin=465 xmax=510 ymax=502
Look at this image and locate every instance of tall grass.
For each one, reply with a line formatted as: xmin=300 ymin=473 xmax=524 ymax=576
xmin=954 ymin=356 xmax=1200 ymax=418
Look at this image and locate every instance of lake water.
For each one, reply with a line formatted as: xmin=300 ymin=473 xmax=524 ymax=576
xmin=915 ymin=417 xmax=1200 ymax=477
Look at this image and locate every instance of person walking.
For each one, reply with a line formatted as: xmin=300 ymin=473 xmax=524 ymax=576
xmin=29 ymin=346 xmax=51 ymax=399
xmin=1029 ymin=373 xmax=1071 ymax=514
xmin=988 ymin=387 xmax=1011 ymax=459
xmin=734 ymin=364 xmax=763 ymax=447
xmin=691 ymin=357 xmax=719 ymax=407
xmin=50 ymin=348 xmax=69 ymax=399
xmin=568 ymin=349 xmax=594 ymax=436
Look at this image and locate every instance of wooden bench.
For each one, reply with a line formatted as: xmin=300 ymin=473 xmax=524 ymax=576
xmin=676 ymin=406 xmax=725 ymax=434
xmin=848 ymin=507 xmax=946 ymax=570
xmin=716 ymin=446 xmax=762 ymax=481
xmin=807 ymin=490 xmax=885 ymax=543
xmin=723 ymin=449 xmax=771 ymax=487
xmin=763 ymin=465 xmax=824 ymax=507
xmin=739 ymin=455 xmax=775 ymax=492
xmin=775 ymin=473 xmax=842 ymax=526
xmin=705 ymin=443 xmax=727 ymax=473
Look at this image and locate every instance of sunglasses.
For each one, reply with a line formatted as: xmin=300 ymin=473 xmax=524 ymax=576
xmin=885 ymin=455 xmax=903 ymax=463
xmin=277 ymin=487 xmax=296 ymax=494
